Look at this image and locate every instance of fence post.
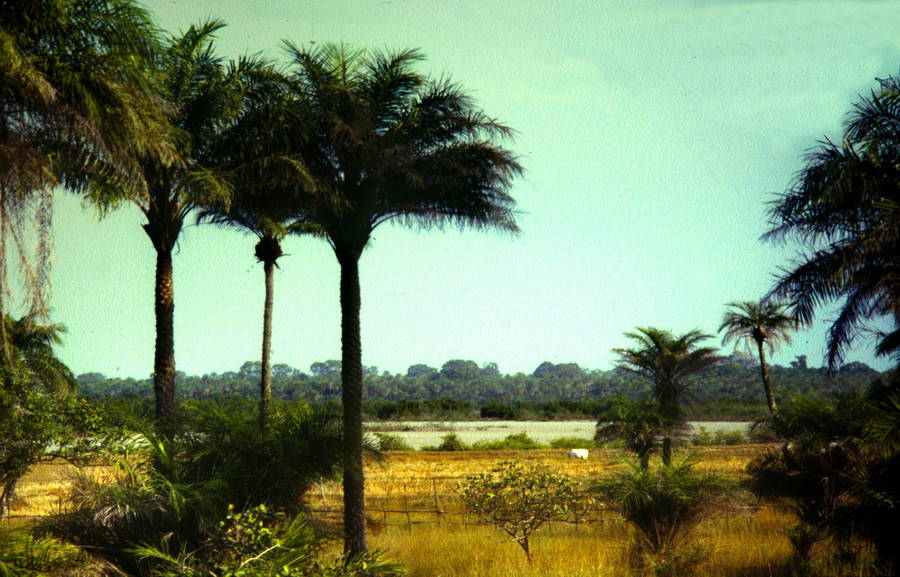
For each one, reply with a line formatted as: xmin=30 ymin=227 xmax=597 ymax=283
xmin=432 ymin=478 xmax=442 ymax=525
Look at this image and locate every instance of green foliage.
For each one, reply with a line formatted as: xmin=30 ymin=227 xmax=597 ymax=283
xmin=180 ymin=404 xmax=357 ymax=513
xmin=764 ymin=74 xmax=900 ymax=370
xmin=747 ymin=378 xmax=900 ymax=575
xmin=423 ymin=433 xmax=469 ymax=452
xmin=44 ymin=404 xmax=356 ymax=574
xmin=548 ymin=436 xmax=594 ymax=449
xmin=596 ymin=397 xmax=669 ymax=469
xmin=0 ymin=528 xmax=88 ymax=576
xmin=613 ymin=328 xmax=721 ymax=466
xmin=76 ymin=358 xmax=880 ymax=423
xmin=690 ymin=427 xmax=747 ymax=446
xmin=374 ymin=433 xmax=414 ymax=452
xmin=472 ymin=432 xmax=544 ymax=451
xmin=423 ymin=432 xmax=546 ymax=451
xmin=0 ymin=369 xmax=111 ymax=515
xmin=130 ymin=504 xmax=404 ymax=577
xmin=594 ymin=459 xmax=734 ymax=577
xmin=459 ymin=460 xmax=589 ymax=563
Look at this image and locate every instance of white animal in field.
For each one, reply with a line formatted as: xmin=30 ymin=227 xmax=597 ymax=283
xmin=567 ymin=448 xmax=589 ymax=460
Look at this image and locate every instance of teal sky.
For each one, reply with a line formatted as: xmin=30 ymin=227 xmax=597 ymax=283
xmin=36 ymin=0 xmax=900 ymax=378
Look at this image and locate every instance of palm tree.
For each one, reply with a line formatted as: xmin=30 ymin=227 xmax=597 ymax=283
xmin=196 ymin=61 xmax=309 ymax=428
xmin=613 ymin=328 xmax=720 ymax=465
xmin=281 ymin=43 xmax=520 ymax=556
xmin=90 ymin=22 xmax=257 ymax=428
xmin=0 ymin=0 xmax=169 ymax=356
xmin=1 ymin=314 xmax=76 ymax=396
xmin=764 ymin=74 xmax=899 ymax=371
xmin=719 ymin=300 xmax=797 ymax=415
xmin=596 ymin=397 xmax=668 ymax=470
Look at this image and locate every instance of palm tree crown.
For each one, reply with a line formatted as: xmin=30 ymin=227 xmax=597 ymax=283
xmin=280 ymin=43 xmax=521 ymax=557
xmin=1 ymin=314 xmax=76 ymax=396
xmin=764 ymin=74 xmax=899 ymax=370
xmin=720 ymin=300 xmax=797 ymax=414
xmin=0 ymin=0 xmax=169 ymax=350
xmin=614 ymin=327 xmax=720 ymax=465
xmin=720 ymin=300 xmax=797 ymax=353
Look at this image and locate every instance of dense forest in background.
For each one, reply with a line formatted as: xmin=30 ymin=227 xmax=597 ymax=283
xmin=76 ymin=354 xmax=885 ymax=421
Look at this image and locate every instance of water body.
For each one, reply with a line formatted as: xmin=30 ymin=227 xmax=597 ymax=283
xmin=367 ymin=420 xmax=751 ymax=450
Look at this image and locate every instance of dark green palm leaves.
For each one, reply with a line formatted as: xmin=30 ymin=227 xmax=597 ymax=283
xmin=765 ymin=75 xmax=900 ymax=370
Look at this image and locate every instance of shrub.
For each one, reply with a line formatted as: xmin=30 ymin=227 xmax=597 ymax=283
xmin=423 ymin=433 xmax=469 ymax=451
xmin=0 ymin=371 xmax=113 ymax=515
xmin=0 ymin=528 xmax=88 ymax=576
xmin=459 ymin=460 xmax=590 ymax=563
xmin=594 ymin=459 xmax=734 ymax=576
xmin=132 ymin=504 xmax=404 ymax=577
xmin=691 ymin=427 xmax=747 ymax=446
xmin=549 ymin=436 xmax=594 ymax=449
xmin=44 ymin=404 xmax=366 ymax=574
xmin=375 ymin=433 xmax=414 ymax=452
xmin=472 ymin=432 xmax=544 ymax=450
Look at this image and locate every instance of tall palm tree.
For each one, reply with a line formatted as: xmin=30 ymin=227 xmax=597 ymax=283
xmin=613 ymin=328 xmax=720 ymax=465
xmin=764 ymin=74 xmax=899 ymax=371
xmin=90 ymin=22 xmax=256 ymax=428
xmin=0 ymin=0 xmax=169 ymax=357
xmin=197 ymin=60 xmax=309 ymax=428
xmin=720 ymin=300 xmax=797 ymax=415
xmin=281 ymin=43 xmax=521 ymax=556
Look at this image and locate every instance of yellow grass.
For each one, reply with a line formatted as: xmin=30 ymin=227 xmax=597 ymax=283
xmin=12 ymin=446 xmax=795 ymax=576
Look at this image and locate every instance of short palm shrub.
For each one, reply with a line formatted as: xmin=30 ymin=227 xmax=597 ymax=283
xmin=747 ymin=385 xmax=900 ymax=576
xmin=594 ymin=459 xmax=734 ymax=577
xmin=595 ymin=397 xmax=670 ymax=470
xmin=132 ymin=504 xmax=404 ymax=577
xmin=44 ymin=404 xmax=367 ymax=575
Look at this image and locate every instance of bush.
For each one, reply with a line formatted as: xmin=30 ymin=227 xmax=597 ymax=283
xmin=0 ymin=528 xmax=89 ymax=576
xmin=472 ymin=432 xmax=544 ymax=451
xmin=43 ymin=404 xmax=367 ymax=575
xmin=375 ymin=433 xmax=414 ymax=452
xmin=691 ymin=427 xmax=747 ymax=446
xmin=422 ymin=433 xmax=469 ymax=451
xmin=459 ymin=460 xmax=590 ymax=563
xmin=132 ymin=504 xmax=404 ymax=577
xmin=549 ymin=436 xmax=594 ymax=449
xmin=0 ymin=370 xmax=113 ymax=515
xmin=595 ymin=459 xmax=735 ymax=576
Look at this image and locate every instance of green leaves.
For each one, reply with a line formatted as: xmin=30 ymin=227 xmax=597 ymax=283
xmin=459 ymin=460 xmax=590 ymax=562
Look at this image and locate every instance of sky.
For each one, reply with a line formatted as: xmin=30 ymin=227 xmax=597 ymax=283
xmin=28 ymin=0 xmax=900 ymax=378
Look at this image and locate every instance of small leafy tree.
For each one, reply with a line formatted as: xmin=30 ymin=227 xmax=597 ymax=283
xmin=595 ymin=459 xmax=734 ymax=577
xmin=459 ymin=460 xmax=589 ymax=563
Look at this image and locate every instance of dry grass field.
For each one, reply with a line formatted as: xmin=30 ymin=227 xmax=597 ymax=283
xmin=313 ymin=446 xmax=796 ymax=577
xmin=10 ymin=446 xmax=798 ymax=576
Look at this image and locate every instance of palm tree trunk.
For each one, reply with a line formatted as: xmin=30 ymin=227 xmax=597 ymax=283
xmin=0 ymin=193 xmax=8 ymax=363
xmin=259 ymin=259 xmax=274 ymax=428
xmin=153 ymin=247 xmax=176 ymax=428
xmin=337 ymin=247 xmax=368 ymax=558
xmin=757 ymin=341 xmax=777 ymax=415
xmin=661 ymin=435 xmax=672 ymax=466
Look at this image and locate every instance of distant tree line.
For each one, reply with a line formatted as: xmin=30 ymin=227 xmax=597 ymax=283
xmin=76 ymin=354 xmax=884 ymax=421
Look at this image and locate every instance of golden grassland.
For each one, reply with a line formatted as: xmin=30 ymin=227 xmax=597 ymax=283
xmin=10 ymin=446 xmax=798 ymax=576
xmin=318 ymin=446 xmax=796 ymax=577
